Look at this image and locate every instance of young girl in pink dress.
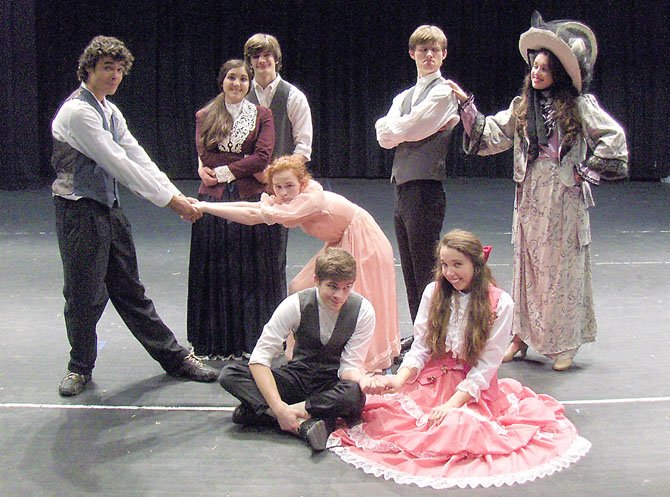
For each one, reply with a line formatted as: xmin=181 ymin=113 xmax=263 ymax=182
xmin=328 ymin=229 xmax=590 ymax=489
xmin=194 ymin=155 xmax=400 ymax=372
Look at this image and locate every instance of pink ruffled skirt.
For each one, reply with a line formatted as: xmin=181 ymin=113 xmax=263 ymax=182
xmin=329 ymin=357 xmax=590 ymax=489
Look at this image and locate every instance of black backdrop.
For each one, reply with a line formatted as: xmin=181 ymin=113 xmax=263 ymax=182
xmin=2 ymin=0 xmax=668 ymax=190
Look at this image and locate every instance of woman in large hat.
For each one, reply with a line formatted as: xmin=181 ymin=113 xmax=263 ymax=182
xmin=448 ymin=12 xmax=628 ymax=371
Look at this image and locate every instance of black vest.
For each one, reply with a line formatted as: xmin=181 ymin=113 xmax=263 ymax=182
xmin=51 ymin=87 xmax=119 ymax=207
xmin=292 ymin=288 xmax=363 ymax=372
xmin=391 ymin=77 xmax=452 ymax=185
xmin=247 ymin=79 xmax=294 ymax=158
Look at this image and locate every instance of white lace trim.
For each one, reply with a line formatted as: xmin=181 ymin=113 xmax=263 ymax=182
xmin=506 ymin=391 xmax=521 ymax=415
xmin=444 ymin=292 xmax=468 ymax=356
xmin=459 ymin=404 xmax=509 ymax=435
xmin=329 ymin=435 xmax=591 ymax=489
xmin=391 ymin=392 xmax=429 ymax=427
xmin=217 ymin=100 xmax=257 ymax=153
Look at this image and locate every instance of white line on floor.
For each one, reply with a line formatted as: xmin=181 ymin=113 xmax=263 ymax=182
xmin=2 ymin=396 xmax=670 ymax=412
xmin=0 ymin=402 xmax=235 ymax=412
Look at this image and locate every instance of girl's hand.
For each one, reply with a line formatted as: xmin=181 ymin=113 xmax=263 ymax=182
xmin=192 ymin=201 xmax=207 ymax=214
xmin=359 ymin=375 xmax=390 ymax=395
xmin=198 ymin=165 xmax=218 ymax=187
xmin=445 ymin=79 xmax=469 ymax=104
xmin=378 ymin=375 xmax=405 ymax=394
xmin=427 ymin=402 xmax=456 ymax=425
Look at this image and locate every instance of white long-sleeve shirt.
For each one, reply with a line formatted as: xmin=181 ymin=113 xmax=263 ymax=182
xmin=251 ymin=74 xmax=313 ymax=161
xmin=401 ymin=282 xmax=514 ymax=401
xmin=51 ymin=84 xmax=180 ymax=207
xmin=375 ymin=71 xmax=460 ymax=150
xmin=249 ymin=291 xmax=375 ymax=378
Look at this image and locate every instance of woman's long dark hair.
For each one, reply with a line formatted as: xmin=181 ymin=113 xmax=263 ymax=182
xmin=515 ymin=49 xmax=582 ymax=147
xmin=199 ymin=59 xmax=252 ymax=151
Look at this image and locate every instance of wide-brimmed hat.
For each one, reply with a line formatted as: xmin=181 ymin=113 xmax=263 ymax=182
xmin=518 ymin=11 xmax=597 ymax=93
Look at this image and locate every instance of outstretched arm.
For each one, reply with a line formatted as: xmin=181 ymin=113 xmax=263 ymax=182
xmin=194 ymin=200 xmax=266 ymax=225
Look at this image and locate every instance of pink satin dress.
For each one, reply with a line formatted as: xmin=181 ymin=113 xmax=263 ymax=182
xmin=260 ymin=180 xmax=400 ymax=371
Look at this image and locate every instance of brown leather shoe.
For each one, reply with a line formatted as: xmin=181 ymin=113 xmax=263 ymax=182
xmin=171 ymin=353 xmax=219 ymax=382
xmin=58 ymin=372 xmax=92 ymax=397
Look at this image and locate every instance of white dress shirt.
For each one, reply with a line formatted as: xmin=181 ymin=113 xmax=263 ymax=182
xmin=375 ymin=71 xmax=460 ymax=150
xmin=51 ymin=84 xmax=180 ymax=207
xmin=401 ymin=282 xmax=514 ymax=401
xmin=251 ymin=74 xmax=313 ymax=160
xmin=249 ymin=290 xmax=375 ymax=378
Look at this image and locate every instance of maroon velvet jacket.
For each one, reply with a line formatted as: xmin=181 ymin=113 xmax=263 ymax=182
xmin=196 ymin=104 xmax=274 ymax=199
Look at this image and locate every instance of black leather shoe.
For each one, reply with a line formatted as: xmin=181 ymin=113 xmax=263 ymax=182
xmin=232 ymin=404 xmax=256 ymax=425
xmin=232 ymin=404 xmax=277 ymax=427
xmin=171 ymin=353 xmax=219 ymax=382
xmin=400 ymin=335 xmax=414 ymax=351
xmin=58 ymin=372 xmax=92 ymax=397
xmin=298 ymin=419 xmax=330 ymax=451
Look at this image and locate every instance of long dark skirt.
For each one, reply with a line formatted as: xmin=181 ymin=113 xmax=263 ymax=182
xmin=187 ymin=185 xmax=287 ymax=358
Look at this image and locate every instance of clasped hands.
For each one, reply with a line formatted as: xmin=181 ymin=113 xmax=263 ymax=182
xmin=168 ymin=195 xmax=202 ymax=222
xmin=359 ymin=374 xmax=401 ymax=395
xmin=360 ymin=374 xmax=457 ymax=426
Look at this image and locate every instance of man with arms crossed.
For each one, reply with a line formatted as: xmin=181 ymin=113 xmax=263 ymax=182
xmin=376 ymin=25 xmax=460 ymax=350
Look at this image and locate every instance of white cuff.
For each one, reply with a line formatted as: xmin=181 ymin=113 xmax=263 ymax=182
xmin=214 ymin=165 xmax=235 ymax=183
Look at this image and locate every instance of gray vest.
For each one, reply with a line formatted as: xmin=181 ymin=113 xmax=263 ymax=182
xmin=292 ymin=288 xmax=363 ymax=372
xmin=247 ymin=79 xmax=294 ymax=157
xmin=391 ymin=78 xmax=451 ymax=185
xmin=51 ymin=88 xmax=119 ymax=207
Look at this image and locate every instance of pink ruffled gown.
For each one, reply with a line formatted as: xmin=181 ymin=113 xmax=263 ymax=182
xmin=329 ymin=284 xmax=590 ymax=489
xmin=259 ymin=180 xmax=400 ymax=371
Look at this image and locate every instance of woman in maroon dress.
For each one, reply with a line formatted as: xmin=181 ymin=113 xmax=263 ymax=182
xmin=187 ymin=59 xmax=282 ymax=360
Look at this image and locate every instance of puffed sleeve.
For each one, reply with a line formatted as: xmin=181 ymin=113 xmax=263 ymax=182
xmin=398 ymin=283 xmax=436 ymax=377
xmin=577 ymin=94 xmax=629 ymax=180
xmin=463 ymin=97 xmax=521 ymax=157
xmin=194 ymin=109 xmax=207 ymax=157
xmin=456 ymin=291 xmax=513 ymax=401
xmin=259 ymin=180 xmax=325 ymax=228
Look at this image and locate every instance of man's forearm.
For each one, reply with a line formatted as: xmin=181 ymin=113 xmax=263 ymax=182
xmin=249 ymin=363 xmax=285 ymax=413
xmin=340 ymin=368 xmax=364 ymax=384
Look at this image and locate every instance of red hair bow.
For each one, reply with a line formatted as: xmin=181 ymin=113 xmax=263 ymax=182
xmin=482 ymin=245 xmax=492 ymax=262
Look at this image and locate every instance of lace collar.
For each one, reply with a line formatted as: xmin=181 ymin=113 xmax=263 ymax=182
xmin=217 ymin=99 xmax=257 ymax=153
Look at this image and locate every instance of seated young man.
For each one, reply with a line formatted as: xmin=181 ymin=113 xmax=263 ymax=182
xmin=219 ymin=248 xmax=376 ymax=451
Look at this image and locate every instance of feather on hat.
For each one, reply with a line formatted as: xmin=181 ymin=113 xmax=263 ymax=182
xmin=518 ymin=11 xmax=597 ymax=93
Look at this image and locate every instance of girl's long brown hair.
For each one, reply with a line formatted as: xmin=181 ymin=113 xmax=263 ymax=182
xmin=515 ymin=49 xmax=582 ymax=148
xmin=198 ymin=59 xmax=252 ymax=151
xmin=426 ymin=230 xmax=496 ymax=365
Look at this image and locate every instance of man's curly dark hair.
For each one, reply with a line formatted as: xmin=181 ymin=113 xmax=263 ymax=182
xmin=77 ymin=36 xmax=134 ymax=82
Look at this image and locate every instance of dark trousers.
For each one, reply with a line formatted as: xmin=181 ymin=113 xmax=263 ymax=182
xmin=54 ymin=197 xmax=188 ymax=375
xmin=394 ymin=180 xmax=446 ymax=321
xmin=219 ymin=361 xmax=366 ymax=424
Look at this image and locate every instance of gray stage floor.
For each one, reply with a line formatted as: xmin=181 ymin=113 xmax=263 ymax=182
xmin=1 ymin=178 xmax=669 ymax=496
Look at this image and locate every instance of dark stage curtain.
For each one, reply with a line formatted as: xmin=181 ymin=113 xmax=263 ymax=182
xmin=2 ymin=0 xmax=668 ymax=191
xmin=1 ymin=0 xmax=40 ymax=189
